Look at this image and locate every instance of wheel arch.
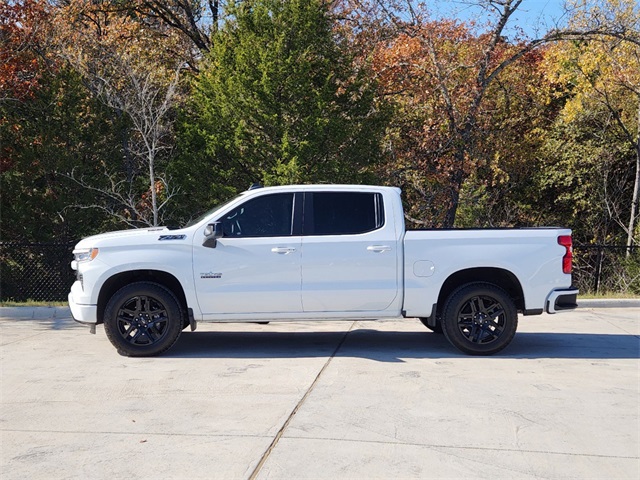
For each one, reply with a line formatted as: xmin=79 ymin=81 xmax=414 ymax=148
xmin=97 ymin=270 xmax=188 ymax=326
xmin=437 ymin=267 xmax=524 ymax=316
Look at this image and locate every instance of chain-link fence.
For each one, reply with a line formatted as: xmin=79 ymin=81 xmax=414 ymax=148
xmin=0 ymin=242 xmax=76 ymax=302
xmin=573 ymin=245 xmax=639 ymax=295
xmin=1 ymin=241 xmax=638 ymax=302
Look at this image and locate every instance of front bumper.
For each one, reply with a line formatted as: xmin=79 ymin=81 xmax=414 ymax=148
xmin=546 ymin=287 xmax=579 ymax=314
xmin=68 ymin=285 xmax=98 ymax=325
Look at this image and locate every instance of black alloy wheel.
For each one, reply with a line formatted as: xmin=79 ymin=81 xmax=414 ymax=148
xmin=441 ymin=282 xmax=517 ymax=355
xmin=104 ymin=282 xmax=183 ymax=357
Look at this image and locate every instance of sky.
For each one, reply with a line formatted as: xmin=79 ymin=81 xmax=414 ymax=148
xmin=428 ymin=0 xmax=570 ymax=39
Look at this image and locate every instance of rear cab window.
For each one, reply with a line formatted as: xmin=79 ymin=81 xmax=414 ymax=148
xmin=304 ymin=192 xmax=384 ymax=235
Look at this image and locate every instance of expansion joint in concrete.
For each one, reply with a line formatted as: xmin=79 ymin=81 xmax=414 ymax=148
xmin=247 ymin=321 xmax=357 ymax=480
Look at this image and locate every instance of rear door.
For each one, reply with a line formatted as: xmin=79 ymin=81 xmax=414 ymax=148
xmin=300 ymin=191 xmax=399 ymax=312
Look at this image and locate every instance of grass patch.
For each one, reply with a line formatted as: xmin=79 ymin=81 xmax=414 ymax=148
xmin=578 ymin=292 xmax=639 ymax=299
xmin=0 ymin=301 xmax=68 ymax=307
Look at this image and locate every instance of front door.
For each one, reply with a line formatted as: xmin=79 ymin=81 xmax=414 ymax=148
xmin=193 ymin=192 xmax=302 ymax=315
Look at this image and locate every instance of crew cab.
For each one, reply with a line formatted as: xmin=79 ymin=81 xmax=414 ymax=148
xmin=68 ymin=185 xmax=578 ymax=356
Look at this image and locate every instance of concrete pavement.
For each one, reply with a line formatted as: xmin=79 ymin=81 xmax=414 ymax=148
xmin=1 ymin=307 xmax=639 ymax=479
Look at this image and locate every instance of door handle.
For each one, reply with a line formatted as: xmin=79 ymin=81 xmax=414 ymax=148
xmin=271 ymin=247 xmax=296 ymax=254
xmin=367 ymin=245 xmax=391 ymax=253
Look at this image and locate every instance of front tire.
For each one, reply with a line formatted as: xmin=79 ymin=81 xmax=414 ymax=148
xmin=441 ymin=282 xmax=517 ymax=355
xmin=104 ymin=282 xmax=183 ymax=357
xmin=419 ymin=317 xmax=443 ymax=334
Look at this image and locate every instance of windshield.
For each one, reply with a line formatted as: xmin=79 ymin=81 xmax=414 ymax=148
xmin=183 ymin=193 xmax=244 ymax=228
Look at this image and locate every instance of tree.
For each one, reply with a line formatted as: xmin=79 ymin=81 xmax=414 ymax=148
xmin=1 ymin=66 xmax=125 ymax=242
xmin=542 ymin=0 xmax=640 ymax=252
xmin=64 ymin=0 xmax=224 ymax=71
xmin=345 ymin=0 xmax=640 ymax=227
xmin=0 ymin=0 xmax=51 ymax=103
xmin=372 ymin=20 xmax=554 ymax=227
xmin=53 ymin=0 xmax=188 ymax=227
xmin=178 ymin=0 xmax=388 ymax=210
xmin=65 ymin=59 xmax=183 ymax=227
xmin=0 ymin=0 xmax=115 ymax=242
xmin=454 ymin=48 xmax=558 ymax=229
xmin=130 ymin=0 xmax=221 ymax=56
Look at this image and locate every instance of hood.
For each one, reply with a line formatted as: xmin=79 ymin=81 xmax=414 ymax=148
xmin=74 ymin=227 xmax=189 ymax=250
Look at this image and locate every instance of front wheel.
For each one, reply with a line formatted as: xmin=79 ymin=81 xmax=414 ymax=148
xmin=419 ymin=317 xmax=443 ymax=334
xmin=441 ymin=282 xmax=517 ymax=355
xmin=103 ymin=282 xmax=183 ymax=357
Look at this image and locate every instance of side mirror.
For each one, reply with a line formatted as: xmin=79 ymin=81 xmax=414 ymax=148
xmin=203 ymin=222 xmax=223 ymax=248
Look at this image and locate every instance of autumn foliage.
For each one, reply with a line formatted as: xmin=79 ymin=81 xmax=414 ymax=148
xmin=0 ymin=0 xmax=638 ymax=282
xmin=0 ymin=0 xmax=52 ymax=102
xmin=370 ymin=21 xmax=553 ymax=226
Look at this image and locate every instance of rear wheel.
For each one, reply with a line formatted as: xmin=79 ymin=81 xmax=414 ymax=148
xmin=104 ymin=282 xmax=183 ymax=357
xmin=441 ymin=282 xmax=517 ymax=355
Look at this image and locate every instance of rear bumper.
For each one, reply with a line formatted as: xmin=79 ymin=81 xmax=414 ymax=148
xmin=546 ymin=287 xmax=579 ymax=314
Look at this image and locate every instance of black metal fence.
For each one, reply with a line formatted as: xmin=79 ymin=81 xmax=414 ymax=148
xmin=0 ymin=242 xmax=638 ymax=302
xmin=1 ymin=242 xmax=76 ymax=302
xmin=573 ymin=245 xmax=639 ymax=295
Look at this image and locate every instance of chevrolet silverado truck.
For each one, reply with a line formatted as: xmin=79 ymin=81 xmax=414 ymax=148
xmin=68 ymin=184 xmax=578 ymax=357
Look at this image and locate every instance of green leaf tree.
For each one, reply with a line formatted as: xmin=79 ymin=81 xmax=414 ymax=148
xmin=178 ymin=0 xmax=388 ymax=210
xmin=1 ymin=67 xmax=125 ymax=242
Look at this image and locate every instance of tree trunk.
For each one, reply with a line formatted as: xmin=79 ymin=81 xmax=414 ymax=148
xmin=149 ymin=154 xmax=158 ymax=227
xmin=443 ymin=184 xmax=461 ymax=228
xmin=627 ymin=99 xmax=640 ymax=257
xmin=443 ymin=152 xmax=466 ymax=228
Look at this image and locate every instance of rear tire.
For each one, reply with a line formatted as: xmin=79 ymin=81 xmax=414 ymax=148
xmin=104 ymin=282 xmax=183 ymax=357
xmin=441 ymin=282 xmax=517 ymax=355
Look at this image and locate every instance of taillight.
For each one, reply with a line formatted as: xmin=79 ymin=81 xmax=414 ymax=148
xmin=558 ymin=235 xmax=572 ymax=274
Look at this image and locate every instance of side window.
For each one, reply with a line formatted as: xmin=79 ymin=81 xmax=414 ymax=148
xmin=221 ymin=193 xmax=294 ymax=237
xmin=307 ymin=192 xmax=384 ymax=235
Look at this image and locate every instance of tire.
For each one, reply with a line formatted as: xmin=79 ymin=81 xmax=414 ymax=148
xmin=419 ymin=317 xmax=443 ymax=334
xmin=441 ymin=282 xmax=517 ymax=355
xmin=103 ymin=282 xmax=184 ymax=357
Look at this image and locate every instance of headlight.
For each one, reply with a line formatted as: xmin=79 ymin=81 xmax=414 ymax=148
xmin=74 ymin=248 xmax=99 ymax=263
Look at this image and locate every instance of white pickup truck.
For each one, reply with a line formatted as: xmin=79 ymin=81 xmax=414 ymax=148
xmin=69 ymin=184 xmax=578 ymax=357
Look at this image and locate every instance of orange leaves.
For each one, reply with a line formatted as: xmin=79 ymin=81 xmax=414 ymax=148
xmin=52 ymin=0 xmax=190 ymax=81
xmin=373 ymin=34 xmax=424 ymax=93
xmin=366 ymin=14 xmax=556 ymax=226
xmin=0 ymin=0 xmax=52 ymax=101
xmin=371 ymin=22 xmax=478 ymax=180
xmin=372 ymin=21 xmax=476 ymax=101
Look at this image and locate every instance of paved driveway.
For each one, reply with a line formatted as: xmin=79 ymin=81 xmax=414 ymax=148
xmin=1 ymin=307 xmax=639 ymax=479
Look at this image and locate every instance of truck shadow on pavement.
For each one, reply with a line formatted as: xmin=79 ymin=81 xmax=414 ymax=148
xmin=165 ymin=329 xmax=640 ymax=361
